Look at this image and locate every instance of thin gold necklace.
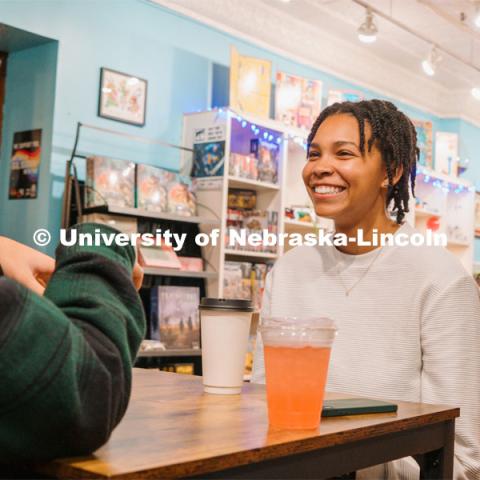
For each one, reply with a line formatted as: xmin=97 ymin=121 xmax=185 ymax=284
xmin=334 ymin=246 xmax=384 ymax=296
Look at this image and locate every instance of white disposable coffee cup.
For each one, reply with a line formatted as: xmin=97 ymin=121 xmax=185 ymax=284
xmin=200 ymin=298 xmax=254 ymax=395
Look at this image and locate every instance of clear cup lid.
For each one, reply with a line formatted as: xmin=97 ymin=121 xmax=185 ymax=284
xmin=260 ymin=317 xmax=337 ymax=347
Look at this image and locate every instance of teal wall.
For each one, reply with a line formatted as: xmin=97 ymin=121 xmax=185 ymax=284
xmin=454 ymin=120 xmax=480 ymax=260
xmin=0 ymin=41 xmax=58 ymax=251
xmin=0 ymin=0 xmax=479 ymax=256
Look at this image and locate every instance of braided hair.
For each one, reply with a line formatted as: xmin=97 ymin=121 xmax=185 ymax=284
xmin=307 ymin=99 xmax=419 ymax=224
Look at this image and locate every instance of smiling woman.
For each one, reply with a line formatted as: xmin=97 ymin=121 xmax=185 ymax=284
xmin=252 ymin=100 xmax=480 ymax=479
xmin=303 ymin=100 xmax=417 ymax=254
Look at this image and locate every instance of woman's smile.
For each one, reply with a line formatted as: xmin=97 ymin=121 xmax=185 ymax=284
xmin=310 ymin=183 xmax=348 ymax=201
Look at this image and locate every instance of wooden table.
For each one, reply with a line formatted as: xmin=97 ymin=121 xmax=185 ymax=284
xmin=38 ymin=369 xmax=459 ymax=479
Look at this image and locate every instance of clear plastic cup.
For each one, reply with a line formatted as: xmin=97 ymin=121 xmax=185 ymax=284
xmin=260 ymin=317 xmax=337 ymax=429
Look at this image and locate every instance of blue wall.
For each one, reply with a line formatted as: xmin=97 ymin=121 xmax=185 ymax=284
xmin=0 ymin=0 xmax=479 ymax=256
xmin=0 ymin=41 xmax=58 ymax=250
xmin=454 ymin=120 xmax=480 ymax=260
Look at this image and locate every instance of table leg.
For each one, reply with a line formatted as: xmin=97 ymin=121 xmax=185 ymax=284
xmin=416 ymin=420 xmax=455 ymax=479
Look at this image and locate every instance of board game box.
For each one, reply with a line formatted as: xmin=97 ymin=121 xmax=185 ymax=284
xmin=228 ymin=189 xmax=257 ymax=210
xmin=250 ymin=139 xmax=279 ymax=184
xmin=85 ymin=156 xmax=135 ymax=208
xmin=192 ymin=141 xmax=225 ymax=177
xmin=167 ymin=175 xmax=196 ymax=217
xmin=150 ymin=286 xmax=200 ymax=349
xmin=136 ymin=164 xmax=175 ymax=212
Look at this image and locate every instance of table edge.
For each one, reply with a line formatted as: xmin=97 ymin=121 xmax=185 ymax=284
xmin=37 ymin=407 xmax=460 ymax=480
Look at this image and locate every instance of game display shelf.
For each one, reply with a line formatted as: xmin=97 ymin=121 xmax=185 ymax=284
xmin=62 ymin=122 xmax=219 ymax=282
xmin=182 ymin=108 xmax=287 ymax=300
xmin=414 ymin=166 xmax=474 ymax=272
xmin=62 ymin=122 xmax=216 ymax=370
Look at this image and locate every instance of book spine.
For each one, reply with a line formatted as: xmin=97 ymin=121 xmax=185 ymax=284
xmin=149 ymin=288 xmax=160 ymax=340
xmin=85 ymin=157 xmax=93 ymax=207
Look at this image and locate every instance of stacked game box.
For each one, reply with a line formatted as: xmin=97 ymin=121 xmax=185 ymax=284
xmin=85 ymin=156 xmax=135 ymax=208
xmin=149 ymin=286 xmax=200 ymax=350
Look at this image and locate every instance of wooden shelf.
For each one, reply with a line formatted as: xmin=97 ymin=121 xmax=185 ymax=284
xmin=414 ymin=208 xmax=443 ymax=218
xmin=143 ymin=267 xmax=218 ymax=279
xmin=224 ymin=249 xmax=278 ymax=260
xmin=447 ymin=239 xmax=470 ymax=248
xmin=284 ymin=219 xmax=316 ymax=230
xmin=83 ymin=205 xmax=220 ymax=225
xmin=138 ymin=349 xmax=202 ymax=358
xmin=228 ymin=176 xmax=280 ymax=191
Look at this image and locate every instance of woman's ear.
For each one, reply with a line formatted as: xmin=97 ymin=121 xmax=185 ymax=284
xmin=382 ymin=165 xmax=404 ymax=188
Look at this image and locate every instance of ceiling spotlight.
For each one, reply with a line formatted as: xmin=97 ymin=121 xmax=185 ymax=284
xmin=422 ymin=46 xmax=441 ymax=76
xmin=358 ymin=7 xmax=378 ymax=44
xmin=474 ymin=1 xmax=480 ymax=28
xmin=472 ymin=87 xmax=480 ymax=100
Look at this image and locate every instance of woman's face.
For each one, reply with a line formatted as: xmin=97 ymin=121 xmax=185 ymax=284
xmin=302 ymin=113 xmax=387 ymax=228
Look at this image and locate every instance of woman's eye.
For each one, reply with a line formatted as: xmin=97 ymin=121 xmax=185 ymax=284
xmin=337 ymin=150 xmax=354 ymax=156
xmin=308 ymin=151 xmax=320 ymax=160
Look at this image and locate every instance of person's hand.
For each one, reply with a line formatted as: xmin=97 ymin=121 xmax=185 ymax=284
xmin=132 ymin=261 xmax=144 ymax=290
xmin=0 ymin=236 xmax=55 ymax=295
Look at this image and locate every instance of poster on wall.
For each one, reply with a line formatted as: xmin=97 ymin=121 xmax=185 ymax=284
xmin=229 ymin=47 xmax=271 ymax=118
xmin=412 ymin=120 xmax=433 ymax=168
xmin=435 ymin=131 xmax=458 ymax=176
xmin=9 ymin=129 xmax=42 ymax=199
xmin=327 ymin=89 xmax=364 ymax=106
xmin=275 ymin=71 xmax=322 ymax=130
xmin=98 ymin=67 xmax=147 ymax=126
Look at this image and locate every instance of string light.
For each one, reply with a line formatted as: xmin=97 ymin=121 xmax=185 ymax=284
xmin=417 ymin=168 xmax=471 ymax=195
xmin=230 ymin=114 xmax=284 ymax=144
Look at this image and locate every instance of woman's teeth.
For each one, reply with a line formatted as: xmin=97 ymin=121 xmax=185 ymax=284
xmin=314 ymin=186 xmax=345 ymax=194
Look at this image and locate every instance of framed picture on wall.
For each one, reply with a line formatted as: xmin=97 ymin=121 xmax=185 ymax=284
xmin=98 ymin=68 xmax=147 ymax=126
xmin=475 ymin=192 xmax=480 ymax=237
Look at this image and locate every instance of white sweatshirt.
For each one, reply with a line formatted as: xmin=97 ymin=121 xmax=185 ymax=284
xmin=252 ymin=223 xmax=480 ymax=479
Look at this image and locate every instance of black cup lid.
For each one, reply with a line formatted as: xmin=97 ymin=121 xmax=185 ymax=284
xmin=200 ymin=298 xmax=254 ymax=312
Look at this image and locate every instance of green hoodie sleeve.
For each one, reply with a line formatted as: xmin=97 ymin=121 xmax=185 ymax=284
xmin=0 ymin=223 xmax=146 ymax=463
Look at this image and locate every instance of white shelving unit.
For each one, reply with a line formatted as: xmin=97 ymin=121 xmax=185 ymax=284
xmin=228 ymin=176 xmax=280 ymax=191
xmin=414 ymin=167 xmax=475 ymax=272
xmin=183 ymin=109 xmax=287 ymax=297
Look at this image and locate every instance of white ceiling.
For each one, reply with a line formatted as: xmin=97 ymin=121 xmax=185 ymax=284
xmin=155 ymin=0 xmax=480 ymax=124
xmin=265 ymin=0 xmax=480 ymax=90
